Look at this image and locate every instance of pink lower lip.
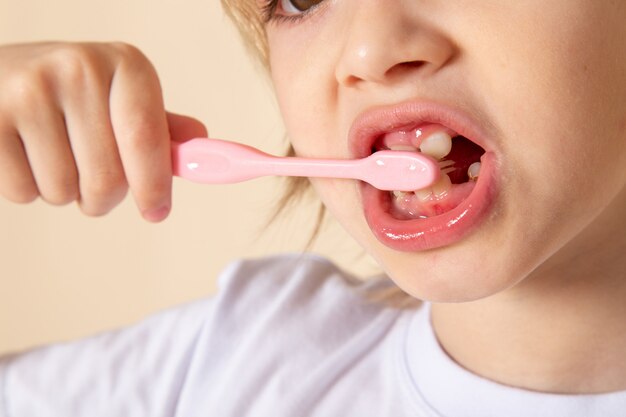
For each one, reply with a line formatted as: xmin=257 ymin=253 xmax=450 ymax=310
xmin=361 ymin=152 xmax=498 ymax=251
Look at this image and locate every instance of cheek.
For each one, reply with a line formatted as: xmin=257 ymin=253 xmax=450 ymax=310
xmin=270 ymin=56 xmax=321 ymax=155
xmin=467 ymin=3 xmax=626 ymax=207
xmin=268 ymin=26 xmax=346 ymax=157
xmin=268 ymin=30 xmax=318 ymax=113
xmin=309 ymin=179 xmax=364 ymax=229
xmin=263 ymin=3 xmax=626 ymax=304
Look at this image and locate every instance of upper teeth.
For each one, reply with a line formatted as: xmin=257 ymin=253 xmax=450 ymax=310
xmin=419 ymin=132 xmax=452 ymax=160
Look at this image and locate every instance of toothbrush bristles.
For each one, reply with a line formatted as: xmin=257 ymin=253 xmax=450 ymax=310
xmin=438 ymin=159 xmax=455 ymax=168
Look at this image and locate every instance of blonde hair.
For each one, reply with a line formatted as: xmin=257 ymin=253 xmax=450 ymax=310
xmin=221 ymin=0 xmax=326 ymax=249
xmin=220 ymin=0 xmax=420 ymax=309
xmin=220 ymin=0 xmax=269 ymax=67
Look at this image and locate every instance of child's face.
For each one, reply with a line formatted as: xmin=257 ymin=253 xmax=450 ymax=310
xmin=264 ymin=1 xmax=626 ymax=301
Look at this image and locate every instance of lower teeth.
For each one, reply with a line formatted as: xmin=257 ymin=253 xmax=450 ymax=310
xmin=391 ymin=159 xmax=482 ymax=209
xmin=396 ymin=161 xmax=481 ymax=198
xmin=432 ymin=173 xmax=452 ymax=199
xmin=468 ymin=162 xmax=481 ymax=181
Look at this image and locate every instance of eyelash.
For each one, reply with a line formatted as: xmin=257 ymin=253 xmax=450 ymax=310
xmin=260 ymin=0 xmax=317 ymax=25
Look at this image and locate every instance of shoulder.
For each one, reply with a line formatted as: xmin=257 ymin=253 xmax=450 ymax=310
xmin=195 ymin=253 xmax=402 ymax=373
xmin=168 ymin=255 xmax=408 ymax=416
xmin=172 ymin=254 xmax=407 ymax=415
xmin=213 ymin=253 xmax=394 ymax=320
xmin=0 ymin=254 xmax=399 ymax=416
xmin=0 ymin=294 xmax=213 ymax=416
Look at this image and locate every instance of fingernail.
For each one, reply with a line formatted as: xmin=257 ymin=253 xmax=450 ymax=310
xmin=142 ymin=205 xmax=171 ymax=222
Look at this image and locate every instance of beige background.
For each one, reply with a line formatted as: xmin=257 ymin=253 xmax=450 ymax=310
xmin=0 ymin=0 xmax=380 ymax=354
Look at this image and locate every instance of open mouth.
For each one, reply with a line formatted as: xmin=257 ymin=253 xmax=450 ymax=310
xmin=350 ymin=101 xmax=498 ymax=251
xmin=371 ymin=124 xmax=486 ymax=220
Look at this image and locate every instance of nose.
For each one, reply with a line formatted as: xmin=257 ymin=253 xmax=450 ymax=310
xmin=335 ymin=1 xmax=456 ymax=87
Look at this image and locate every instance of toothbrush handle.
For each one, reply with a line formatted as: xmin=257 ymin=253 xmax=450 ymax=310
xmin=172 ymin=138 xmax=360 ymax=182
xmin=171 ymin=138 xmax=439 ymax=191
xmin=256 ymin=155 xmax=362 ymax=180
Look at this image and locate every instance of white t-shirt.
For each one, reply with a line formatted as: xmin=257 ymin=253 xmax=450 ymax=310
xmin=1 ymin=254 xmax=625 ymax=417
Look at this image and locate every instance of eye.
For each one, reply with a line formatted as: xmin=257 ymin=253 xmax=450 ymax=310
xmin=260 ymin=0 xmax=325 ymax=24
xmin=279 ymin=0 xmax=323 ymax=15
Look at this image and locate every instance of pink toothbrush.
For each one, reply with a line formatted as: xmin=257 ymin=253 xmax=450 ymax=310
xmin=171 ymin=138 xmax=440 ymax=191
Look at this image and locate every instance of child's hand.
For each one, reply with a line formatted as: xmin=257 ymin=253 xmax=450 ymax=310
xmin=0 ymin=42 xmax=207 ymax=222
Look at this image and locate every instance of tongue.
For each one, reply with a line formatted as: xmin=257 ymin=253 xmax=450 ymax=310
xmin=446 ymin=136 xmax=485 ymax=184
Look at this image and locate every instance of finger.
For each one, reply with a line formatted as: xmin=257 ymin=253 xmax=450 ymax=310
xmin=108 ymin=45 xmax=171 ymax=222
xmin=166 ymin=112 xmax=208 ymax=143
xmin=13 ymin=95 xmax=79 ymax=206
xmin=0 ymin=126 xmax=39 ymax=203
xmin=60 ymin=70 xmax=128 ymax=217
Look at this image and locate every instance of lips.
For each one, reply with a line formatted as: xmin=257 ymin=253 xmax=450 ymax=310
xmin=349 ymin=101 xmax=499 ymax=251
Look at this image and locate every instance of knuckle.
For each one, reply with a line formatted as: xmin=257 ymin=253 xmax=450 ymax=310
xmin=1 ymin=185 xmax=39 ymax=204
xmin=133 ymin=178 xmax=170 ymax=209
xmin=6 ymin=70 xmax=50 ymax=110
xmin=110 ymin=41 xmax=143 ymax=60
xmin=110 ymin=42 xmax=159 ymax=84
xmin=83 ymin=170 xmax=127 ymax=201
xmin=147 ymin=181 xmax=170 ymax=200
xmin=143 ymin=183 xmax=171 ymax=208
xmin=41 ymin=176 xmax=79 ymax=206
xmin=1 ymin=42 xmax=108 ymax=110
xmin=125 ymin=121 xmax=162 ymax=151
xmin=78 ymin=202 xmax=111 ymax=218
xmin=48 ymin=44 xmax=101 ymax=87
xmin=42 ymin=193 xmax=75 ymax=206
xmin=79 ymin=173 xmax=128 ymax=217
xmin=18 ymin=192 xmax=39 ymax=204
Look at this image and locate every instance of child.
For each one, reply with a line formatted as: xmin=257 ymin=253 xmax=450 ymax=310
xmin=1 ymin=0 xmax=626 ymax=416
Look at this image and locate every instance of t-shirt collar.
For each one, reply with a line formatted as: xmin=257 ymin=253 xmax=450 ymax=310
xmin=400 ymin=303 xmax=626 ymax=417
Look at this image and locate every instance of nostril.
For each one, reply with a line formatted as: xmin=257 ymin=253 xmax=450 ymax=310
xmin=337 ymin=55 xmax=428 ymax=86
xmin=400 ymin=60 xmax=426 ymax=69
xmin=384 ymin=60 xmax=427 ymax=79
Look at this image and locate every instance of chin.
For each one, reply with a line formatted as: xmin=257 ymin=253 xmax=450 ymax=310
xmin=372 ymin=238 xmax=525 ymax=303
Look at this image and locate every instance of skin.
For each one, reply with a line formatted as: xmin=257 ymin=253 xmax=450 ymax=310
xmin=266 ymin=0 xmax=626 ymax=393
xmin=1 ymin=0 xmax=625 ymax=398
xmin=0 ymin=42 xmax=206 ymax=221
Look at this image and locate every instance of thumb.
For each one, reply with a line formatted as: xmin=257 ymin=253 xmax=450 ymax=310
xmin=166 ymin=112 xmax=208 ymax=143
